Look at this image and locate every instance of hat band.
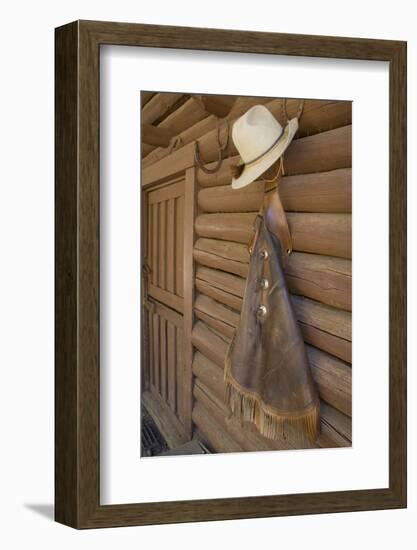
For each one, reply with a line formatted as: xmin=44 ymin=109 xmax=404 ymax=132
xmin=243 ymin=126 xmax=284 ymax=167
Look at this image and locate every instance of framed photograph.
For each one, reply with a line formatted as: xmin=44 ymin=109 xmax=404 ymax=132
xmin=55 ymin=20 xmax=406 ymax=528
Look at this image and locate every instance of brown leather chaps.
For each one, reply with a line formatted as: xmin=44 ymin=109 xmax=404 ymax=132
xmin=224 ymin=198 xmax=320 ymax=443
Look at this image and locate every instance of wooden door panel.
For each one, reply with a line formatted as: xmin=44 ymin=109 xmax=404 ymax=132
xmin=143 ymin=170 xmax=195 ymax=443
xmin=175 ymin=195 xmax=184 ymax=298
xmin=166 ymin=198 xmax=175 ymax=294
xmin=147 ymin=299 xmax=187 ymax=428
xmin=147 ymin=180 xmax=185 ymax=313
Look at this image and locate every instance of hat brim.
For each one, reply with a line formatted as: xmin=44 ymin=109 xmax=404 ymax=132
xmin=231 ymin=118 xmax=298 ymax=190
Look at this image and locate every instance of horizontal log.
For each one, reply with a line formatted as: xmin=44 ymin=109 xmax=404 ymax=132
xmin=279 ymin=168 xmax=351 ymax=213
xmin=300 ymin=321 xmax=351 ymax=363
xmin=192 ymin=351 xmax=350 ymax=447
xmin=195 ymin=212 xmax=351 ymax=258
xmin=194 ymin=240 xmax=351 ymax=310
xmin=285 ymin=125 xmax=351 ymax=175
xmin=192 ymin=321 xmax=229 ymax=368
xmin=286 ymin=252 xmax=351 ymax=311
xmin=308 ymin=326 xmax=351 ymax=360
xmin=193 ymin=248 xmax=248 ymax=278
xmin=307 ymin=345 xmax=352 ymax=416
xmin=195 ymin=294 xmax=238 ymax=335
xmin=158 ymin=96 xmax=207 ymax=135
xmin=195 ymin=278 xmax=243 ymax=311
xmin=141 ymin=92 xmax=184 ymax=125
xmin=197 ymin=155 xmax=243 ymax=188
xmin=204 ymin=121 xmax=351 ymax=175
xmin=283 ymin=99 xmax=351 ymax=139
xmin=195 ymin=212 xmax=255 ymax=244
xmin=245 ymin=98 xmax=352 ymax=142
xmin=194 ymin=293 xmax=239 ymax=328
xmin=292 ymin=295 xmax=351 ymax=342
xmin=192 ymin=320 xmax=351 ymax=416
xmin=196 ymin=265 xmax=246 ymax=297
xmin=195 ymin=293 xmax=239 ymax=337
xmin=198 ymin=179 xmax=264 ymax=210
xmin=196 ymin=265 xmax=245 ymax=302
xmin=141 ymin=123 xmax=175 ymax=147
xmin=289 ymin=212 xmax=351 ymax=258
xmin=320 ymin=401 xmax=352 ymax=443
xmin=196 ymin=125 xmax=351 ymax=186
xmin=194 ymin=265 xmax=351 ymax=355
xmin=193 ymin=238 xmax=249 ymax=277
xmin=195 ymin=238 xmax=250 ymax=263
xmin=193 ymin=351 xmax=225 ymax=399
xmin=194 ymin=309 xmax=235 ymax=339
xmin=195 ymin=276 xmax=351 ymax=361
xmin=198 ymin=168 xmax=352 ymax=213
xmin=192 ymin=401 xmax=244 ymax=453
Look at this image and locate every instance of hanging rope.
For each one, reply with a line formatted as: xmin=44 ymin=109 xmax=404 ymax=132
xmin=194 ymin=120 xmax=229 ymax=174
xmin=262 ymin=155 xmax=285 ymax=183
xmin=168 ymin=134 xmax=183 ymax=154
xmin=281 ymin=98 xmax=305 ymax=125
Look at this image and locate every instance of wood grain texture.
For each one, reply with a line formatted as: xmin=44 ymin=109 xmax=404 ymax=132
xmin=286 ymin=252 xmax=351 ymax=311
xmin=192 ymin=124 xmax=351 ymax=185
xmin=55 ymin=20 xmax=79 ymax=528
xmin=193 ymin=241 xmax=351 ymax=310
xmin=55 ymin=19 xmax=406 ymax=528
xmin=195 ymin=212 xmax=351 ymax=258
xmin=152 ymin=99 xmax=351 ymax=175
xmin=293 ymin=295 xmax=351 ymax=342
xmin=198 ymin=169 xmax=352 ymax=213
xmin=158 ymin=96 xmax=207 ymax=135
xmin=181 ymin=167 xmax=197 ymax=437
xmin=141 ymin=123 xmax=175 ymax=147
xmin=194 ymin=269 xmax=352 ymax=361
xmin=143 ymin=96 xmax=271 ymax=168
xmin=143 ymin=390 xmax=188 ymax=448
xmin=307 ymin=345 xmax=352 ymax=416
xmin=141 ymin=92 xmax=184 ymax=125
xmin=192 ymin=400 xmax=244 ymax=453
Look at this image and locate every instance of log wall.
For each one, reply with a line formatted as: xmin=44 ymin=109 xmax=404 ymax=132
xmin=143 ymin=94 xmax=352 ymax=452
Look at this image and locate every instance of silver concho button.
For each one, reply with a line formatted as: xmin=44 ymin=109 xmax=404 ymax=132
xmin=259 ymin=278 xmax=269 ymax=290
xmin=257 ymin=305 xmax=267 ymax=318
xmin=259 ymin=249 xmax=269 ymax=260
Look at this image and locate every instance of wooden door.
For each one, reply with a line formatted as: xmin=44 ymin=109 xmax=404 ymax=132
xmin=142 ymin=171 xmax=195 ymax=446
xmin=147 ymin=178 xmax=185 ymax=312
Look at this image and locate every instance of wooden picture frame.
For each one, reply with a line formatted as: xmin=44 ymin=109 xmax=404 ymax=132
xmin=55 ymin=20 xmax=407 ymax=528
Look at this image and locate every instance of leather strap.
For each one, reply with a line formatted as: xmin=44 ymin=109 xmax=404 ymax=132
xmin=256 ymin=155 xmax=292 ymax=264
xmin=263 ymin=182 xmax=293 ymax=264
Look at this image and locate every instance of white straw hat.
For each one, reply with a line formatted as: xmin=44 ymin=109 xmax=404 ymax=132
xmin=231 ymin=104 xmax=298 ymax=189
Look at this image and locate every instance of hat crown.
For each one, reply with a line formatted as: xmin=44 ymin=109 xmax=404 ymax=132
xmin=232 ymin=105 xmax=283 ymax=164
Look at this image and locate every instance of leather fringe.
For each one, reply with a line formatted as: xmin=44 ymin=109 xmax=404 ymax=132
xmin=224 ymin=344 xmax=320 ymax=443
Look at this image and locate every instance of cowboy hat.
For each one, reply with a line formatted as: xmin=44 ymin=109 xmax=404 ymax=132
xmin=231 ymin=104 xmax=298 ymax=190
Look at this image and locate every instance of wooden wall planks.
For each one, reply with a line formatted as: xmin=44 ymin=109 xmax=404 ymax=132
xmin=143 ymin=94 xmax=352 ymax=454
